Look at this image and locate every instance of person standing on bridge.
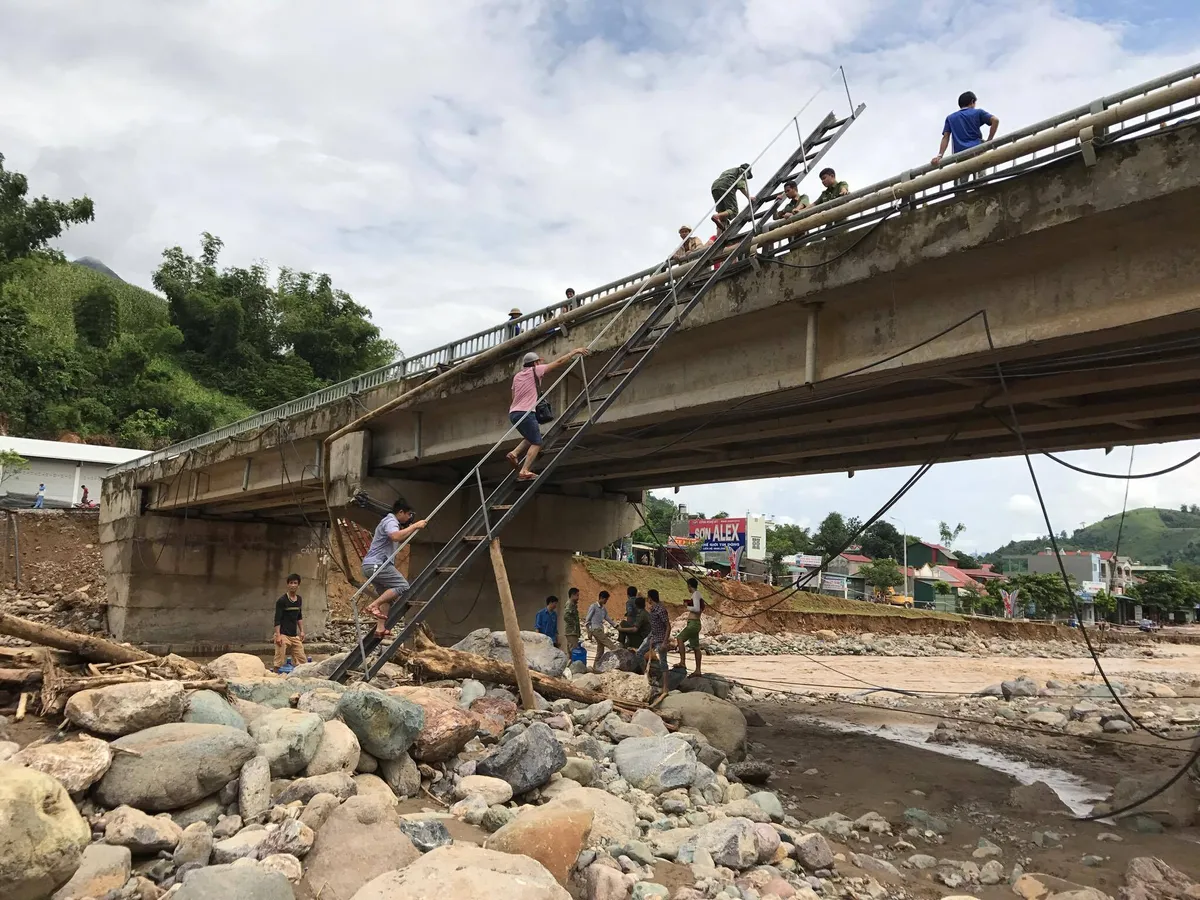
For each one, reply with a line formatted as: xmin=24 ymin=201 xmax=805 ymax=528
xmin=671 ymin=225 xmax=704 ymax=262
xmin=932 ymin=91 xmax=999 ymax=168
xmin=362 ymin=498 xmax=427 ymax=637
xmin=710 ymin=164 xmax=752 ymax=231
xmin=505 ymin=347 xmax=589 ymax=481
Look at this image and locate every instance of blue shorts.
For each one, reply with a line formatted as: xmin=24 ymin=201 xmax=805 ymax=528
xmin=510 ymin=410 xmax=542 ymax=446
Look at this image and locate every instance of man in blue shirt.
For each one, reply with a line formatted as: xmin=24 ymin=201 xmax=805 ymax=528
xmin=932 ymin=91 xmax=999 ymax=165
xmin=534 ymin=596 xmax=559 ymax=647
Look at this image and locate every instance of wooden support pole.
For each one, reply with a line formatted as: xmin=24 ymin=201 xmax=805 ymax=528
xmin=488 ymin=538 xmax=537 ymax=711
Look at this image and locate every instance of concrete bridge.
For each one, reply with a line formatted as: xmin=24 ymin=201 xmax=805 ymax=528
xmin=100 ymin=69 xmax=1200 ymax=648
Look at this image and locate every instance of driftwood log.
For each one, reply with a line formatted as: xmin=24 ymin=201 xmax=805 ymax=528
xmin=0 ymin=646 xmax=78 ymax=668
xmin=0 ymin=667 xmax=43 ymax=688
xmin=0 ymin=612 xmax=156 ymax=665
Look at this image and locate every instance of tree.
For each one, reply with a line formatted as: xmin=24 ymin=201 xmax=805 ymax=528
xmin=766 ymin=523 xmax=811 ymax=557
xmin=1131 ymin=573 xmax=1200 ymax=612
xmin=857 ymin=558 xmax=904 ymax=592
xmin=954 ymin=550 xmax=982 ymax=568
xmin=1093 ymin=589 xmax=1117 ymax=617
xmin=996 ymin=572 xmax=1076 ymax=619
xmin=713 ymin=511 xmax=729 ymax=519
xmin=633 ymin=492 xmax=678 ymax=544
xmin=0 ymin=153 xmax=94 ymax=281
xmin=860 ymin=520 xmax=903 ymax=561
xmin=938 ymin=521 xmax=965 ymax=549
xmin=813 ymin=512 xmax=853 ymax=559
xmin=73 ymin=283 xmax=120 ymax=348
xmin=0 ymin=449 xmax=30 ymax=487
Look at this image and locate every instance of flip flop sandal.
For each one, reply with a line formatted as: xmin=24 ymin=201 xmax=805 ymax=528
xmin=505 ymin=452 xmax=521 ymax=469
xmin=517 ymin=472 xmax=537 ymax=481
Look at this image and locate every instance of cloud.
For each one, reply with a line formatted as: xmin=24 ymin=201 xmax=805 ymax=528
xmin=1007 ymin=494 xmax=1038 ymax=513
xmin=2 ymin=1 xmax=1199 ymax=547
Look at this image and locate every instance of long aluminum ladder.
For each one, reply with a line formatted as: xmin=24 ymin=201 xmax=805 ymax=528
xmin=330 ymin=104 xmax=864 ymax=683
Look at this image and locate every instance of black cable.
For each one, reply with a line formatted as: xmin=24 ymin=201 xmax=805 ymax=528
xmin=759 ymin=203 xmax=902 ymax=270
xmin=1042 ymin=447 xmax=1200 ymax=480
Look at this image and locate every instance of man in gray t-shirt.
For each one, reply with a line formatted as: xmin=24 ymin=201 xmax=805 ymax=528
xmin=362 ymin=500 xmax=426 ymax=637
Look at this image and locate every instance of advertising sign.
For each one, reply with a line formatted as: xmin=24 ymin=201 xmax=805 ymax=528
xmin=1078 ymin=581 xmax=1107 ymax=598
xmin=796 ymin=554 xmax=823 ymax=568
xmin=821 ymin=574 xmax=847 ymax=592
xmin=689 ymin=517 xmax=747 ymax=553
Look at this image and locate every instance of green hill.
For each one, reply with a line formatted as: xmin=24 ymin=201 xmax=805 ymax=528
xmin=988 ymin=507 xmax=1200 ymax=566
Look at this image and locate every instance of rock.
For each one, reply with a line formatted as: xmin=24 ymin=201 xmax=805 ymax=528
xmin=1104 ymin=719 xmax=1134 ymax=734
xmin=814 ymin=629 xmax=838 ymax=641
xmin=357 ymin=751 xmax=379 ymax=774
xmin=184 ymin=690 xmax=248 ymax=730
xmin=94 ymin=723 xmax=258 ymax=812
xmin=748 ymin=791 xmax=784 ymax=822
xmin=1002 ymin=677 xmax=1040 ymax=700
xmin=903 ymin=807 xmax=950 ymax=835
xmin=455 ymin=774 xmax=514 ymax=805
xmin=1108 ymin=774 xmax=1197 ymax=827
xmin=451 ymin=794 xmax=489 ymax=825
xmin=723 ymin=799 xmax=771 ymax=823
xmin=632 ymin=884 xmax=669 ymax=900
xmin=561 ymin=756 xmax=596 ymax=786
xmin=335 ymin=686 xmax=424 ymax=761
xmin=206 ymin=652 xmax=268 ymax=680
xmin=0 ymin=765 xmax=92 ymax=900
xmin=250 ymin=708 xmax=325 ymax=777
xmin=481 ymin=805 xmax=514 ymax=832
xmin=853 ymin=854 xmax=901 ymax=878
xmin=658 ymin=693 xmax=747 ymax=762
xmin=453 ymin=628 xmax=569 ymax=678
xmin=298 ymin=795 xmax=420 ymax=900
xmin=11 ymin=734 xmax=111 ymax=793
xmin=1012 ymin=873 xmax=1104 ymax=900
xmin=297 ymin=689 xmax=345 ymax=721
xmin=64 ymin=680 xmax=187 ymax=736
xmin=300 ymin=793 xmax=342 ymax=832
xmin=907 ymin=854 xmax=938 ymax=870
xmin=541 ymin=786 xmax=639 ymax=847
xmin=240 ymin=755 xmax=273 ymax=822
xmin=231 ymin=697 xmax=275 ymax=728
xmin=585 ymin=861 xmax=628 ymax=900
xmin=470 ymin=696 xmax=520 ymax=739
xmin=305 ymin=720 xmax=361 ymax=776
xmin=603 ymin=714 xmax=655 ymax=742
xmin=1121 ymin=856 xmax=1197 ymax=900
xmin=276 ymin=771 xmax=357 ymax=805
xmin=227 ymin=676 xmax=346 ymax=709
xmin=459 ymin=679 xmax=486 ymax=708
xmin=1009 ymin=781 xmax=1072 ymax=815
xmin=696 ymin=817 xmax=759 ymax=869
xmin=793 ymin=833 xmax=834 ymax=870
xmin=388 ymin=687 xmax=478 ymax=762
xmin=980 ymin=859 xmax=1005 ymax=884
xmin=485 ymin=805 xmax=594 ymax=886
xmin=726 ymin=760 xmax=771 ymax=785
xmin=354 ymin=844 xmax=570 ymax=900
xmin=540 ymin=776 xmax=583 ymax=801
xmin=399 ymin=818 xmax=452 ymax=852
xmin=259 ymin=818 xmax=315 ymax=858
xmin=476 ymin=721 xmax=566 ymax=795
xmin=173 ymin=822 xmax=214 ymax=867
xmin=1027 ymin=711 xmax=1068 ymax=728
xmin=50 ymin=843 xmax=131 ymax=900
xmin=172 ymin=797 xmax=225 ymax=830
xmin=754 ymin=822 xmax=781 ymax=863
xmin=807 ymin=812 xmax=853 ymax=839
xmin=613 ymin=736 xmax=697 ymax=794
xmin=174 ymin=863 xmax=295 ymax=899
xmin=212 ymin=827 xmax=269 ymax=863
xmin=104 ymin=804 xmax=183 ymax=853
xmin=354 ymin=774 xmax=399 ymax=810
xmin=379 ymin=753 xmax=421 ymax=798
xmin=260 ymin=853 xmax=304 ymax=884
xmin=973 ymin=837 xmax=1003 ymax=858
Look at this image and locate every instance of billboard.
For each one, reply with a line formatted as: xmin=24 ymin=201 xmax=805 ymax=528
xmin=821 ymin=574 xmax=847 ymax=592
xmin=796 ymin=554 xmax=823 ymax=568
xmin=689 ymin=517 xmax=747 ymax=553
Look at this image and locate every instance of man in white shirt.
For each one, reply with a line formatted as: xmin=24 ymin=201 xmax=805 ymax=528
xmin=584 ymin=590 xmax=618 ymax=672
xmin=675 ymin=576 xmax=705 ymax=674
xmin=361 ymin=499 xmax=427 ymax=637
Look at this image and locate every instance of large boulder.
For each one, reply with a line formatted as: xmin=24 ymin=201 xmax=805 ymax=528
xmin=388 ymin=687 xmax=477 ymax=762
xmin=453 ymin=628 xmax=568 ymax=677
xmin=11 ymin=735 xmax=112 ymax=793
xmin=228 ymin=677 xmax=347 ymax=709
xmin=455 ymin=774 xmax=514 ymax=805
xmin=0 ymin=764 xmax=92 ymax=900
xmin=350 ymin=845 xmax=570 ymax=900
xmin=298 ymin=796 xmax=420 ymax=900
xmin=658 ymin=692 xmax=747 ymax=762
xmin=175 ymin=863 xmax=295 ymax=899
xmin=250 ymin=708 xmax=325 ymax=777
xmin=379 ymin=753 xmax=421 ymax=799
xmin=613 ymin=736 xmax=697 ymax=794
xmin=64 ymin=680 xmax=186 ymax=736
xmin=184 ymin=690 xmax=248 ymax=731
xmin=469 ymin=696 xmax=519 ymax=740
xmin=94 ymin=723 xmax=258 ymax=812
xmin=1121 ymin=856 xmax=1197 ymax=900
xmin=476 ymin=722 xmax=566 ymax=796
xmin=695 ymin=817 xmax=759 ymax=870
xmin=205 ymin=652 xmax=268 ymax=680
xmin=239 ymin=755 xmax=273 ymax=822
xmin=277 ymin=772 xmax=358 ymax=806
xmin=305 ymin=720 xmax=362 ymax=776
xmin=1108 ymin=773 xmax=1198 ymax=827
xmin=335 ymin=686 xmax=424 ymax=761
xmin=103 ymin=804 xmax=183 ymax=853
xmin=50 ymin=843 xmax=130 ymax=900
xmin=540 ymin=787 xmax=638 ymax=848
xmin=485 ymin=806 xmax=594 ymax=886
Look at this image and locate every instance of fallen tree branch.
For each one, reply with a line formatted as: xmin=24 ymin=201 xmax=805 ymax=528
xmin=0 ymin=612 xmax=156 ymax=665
xmin=0 ymin=668 xmax=42 ymax=688
xmin=40 ymin=676 xmax=227 ymax=715
xmin=0 ymin=646 xmax=78 ymax=668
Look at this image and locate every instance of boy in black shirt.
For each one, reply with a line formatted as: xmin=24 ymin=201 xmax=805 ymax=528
xmin=273 ymin=573 xmax=306 ymax=671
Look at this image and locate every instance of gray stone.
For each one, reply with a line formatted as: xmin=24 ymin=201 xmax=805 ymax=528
xmin=630 ymin=709 xmax=669 ymax=735
xmin=476 ymin=721 xmax=566 ymax=796
xmin=379 ymin=752 xmax=421 ymax=799
xmin=335 ymin=685 xmax=424 ymax=761
xmin=10 ymin=735 xmax=112 ymax=794
xmin=453 ymin=628 xmax=569 ymax=677
xmin=299 ymin=795 xmax=420 ymax=900
xmin=260 ymin=853 xmax=303 ymax=884
xmin=399 ymin=818 xmax=453 ymax=852
xmin=853 ymin=854 xmax=901 ymax=878
xmin=1002 ymin=677 xmax=1040 ymax=700
xmin=213 ymin=815 xmax=243 ymax=839
xmin=907 ymin=854 xmax=938 ymax=870
xmin=614 ymin=736 xmax=697 ymax=794
xmin=226 ymin=676 xmax=346 ymax=709
xmin=288 ymin=653 xmax=348 ymax=679
xmin=296 ymin=689 xmax=345 ymax=721
xmin=94 ymin=723 xmax=258 ymax=812
xmin=212 ymin=826 xmax=269 ymax=863
xmin=276 ymin=771 xmax=357 ymax=805
xmin=184 ymin=690 xmax=247 ymax=731
xmin=0 ymin=766 xmax=92 ymax=900
xmin=459 ymin=679 xmax=487 ymax=708
xmin=239 ymin=756 xmax=272 ymax=822
xmin=633 ymin=883 xmax=670 ymax=900
xmin=258 ymin=818 xmax=315 ymax=858
xmin=1109 ymin=773 xmax=1198 ymax=827
xmin=50 ymin=843 xmax=131 ymax=900
xmin=352 ymin=845 xmax=570 ymax=900
xmin=695 ymin=817 xmax=759 ymax=870
xmin=65 ymin=680 xmax=187 ymax=736
xmin=304 ymin=719 xmax=361 ymax=776
xmin=205 ymin=653 xmax=268 ymax=680
xmin=481 ymin=805 xmax=515 ymax=833
xmin=249 ymin=708 xmax=324 ymax=777
xmin=560 ymin=756 xmax=596 ymax=786
xmin=103 ymin=804 xmax=183 ymax=853
xmin=171 ymin=797 xmax=225 ymax=830
xmin=793 ymin=833 xmax=835 ymax=870
xmin=172 ymin=822 xmax=213 ymax=867
xmin=903 ymin=807 xmax=950 ymax=835
xmin=722 ymin=799 xmax=771 ymax=823
xmin=658 ymin=692 xmax=747 ymax=762
xmin=1103 ymin=719 xmax=1134 ymax=734
xmin=174 ymin=863 xmax=295 ymax=900
xmin=1027 ymin=710 xmax=1068 ymax=728
xmin=300 ymin=793 xmax=342 ymax=831
xmin=748 ymin=791 xmax=784 ymax=822
xmin=353 ymin=772 xmax=401 ymax=809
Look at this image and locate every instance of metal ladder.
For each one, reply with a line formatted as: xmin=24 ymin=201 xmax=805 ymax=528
xmin=330 ymin=104 xmax=864 ymax=683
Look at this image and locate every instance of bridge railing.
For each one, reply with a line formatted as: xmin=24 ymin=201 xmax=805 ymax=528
xmin=109 ymin=62 xmax=1200 ymax=477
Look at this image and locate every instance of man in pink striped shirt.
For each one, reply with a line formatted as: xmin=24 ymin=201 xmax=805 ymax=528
xmin=506 ymin=347 xmax=588 ymax=480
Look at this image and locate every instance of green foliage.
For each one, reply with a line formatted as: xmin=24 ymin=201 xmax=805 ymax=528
xmin=1130 ymin=572 xmax=1200 ymax=612
xmin=633 ymin=492 xmax=678 ymax=544
xmin=954 ymin=550 xmax=982 ymax=568
xmin=73 ymin=283 xmax=120 ymax=348
xmin=1093 ymin=589 xmax=1117 ymax=615
xmin=987 ymin=507 xmax=1200 ymax=567
xmin=117 ymin=409 xmax=176 ymax=449
xmin=985 ymin=571 xmax=1076 ymax=619
xmin=860 ymin=520 xmax=903 ymax=561
xmin=812 ymin=512 xmax=860 ymax=559
xmin=858 ymin=557 xmax=905 ymax=591
xmin=766 ymin=523 xmax=811 ymax=557
xmin=938 ymin=520 xmax=965 ymax=549
xmin=0 ymin=449 xmax=30 ymax=485
xmin=0 ymin=153 xmax=94 ymax=277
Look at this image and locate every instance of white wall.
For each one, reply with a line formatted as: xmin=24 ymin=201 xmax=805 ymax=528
xmin=746 ymin=514 xmax=768 ymax=561
xmin=0 ymin=457 xmax=111 ymax=505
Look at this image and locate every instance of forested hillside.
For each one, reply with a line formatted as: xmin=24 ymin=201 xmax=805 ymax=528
xmin=987 ymin=507 xmax=1200 ymax=566
xmin=0 ymin=153 xmax=397 ymax=449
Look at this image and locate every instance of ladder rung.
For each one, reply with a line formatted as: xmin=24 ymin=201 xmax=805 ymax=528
xmin=435 ymin=566 xmax=458 ymax=575
xmin=630 ymin=344 xmax=657 ymax=354
xmin=463 ymin=535 xmax=487 ymax=542
xmin=605 ymin=368 xmax=635 ymax=379
xmin=491 ymin=504 xmax=514 ymax=511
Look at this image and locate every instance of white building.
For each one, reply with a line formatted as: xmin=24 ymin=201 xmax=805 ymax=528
xmin=0 ymin=436 xmax=147 ymax=507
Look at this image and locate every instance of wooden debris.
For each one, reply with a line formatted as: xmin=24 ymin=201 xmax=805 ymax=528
xmin=15 ymin=691 xmax=29 ymax=721
xmin=0 ymin=667 xmax=43 ymax=689
xmin=0 ymin=611 xmax=156 ymax=665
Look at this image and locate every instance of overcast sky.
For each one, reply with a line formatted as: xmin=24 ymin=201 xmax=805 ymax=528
xmin=3 ymin=0 xmax=1199 ymax=553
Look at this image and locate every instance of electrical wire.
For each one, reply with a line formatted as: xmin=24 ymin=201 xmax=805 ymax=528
xmin=1042 ymin=447 xmax=1200 ymax=480
xmin=758 ymin=203 xmax=902 ymax=270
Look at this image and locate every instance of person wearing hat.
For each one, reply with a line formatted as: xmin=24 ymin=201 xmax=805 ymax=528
xmin=671 ymin=225 xmax=704 ymax=262
xmin=507 ymin=346 xmax=589 ymax=480
xmin=710 ymin=164 xmax=752 ymax=231
xmin=506 ymin=307 xmax=523 ymax=340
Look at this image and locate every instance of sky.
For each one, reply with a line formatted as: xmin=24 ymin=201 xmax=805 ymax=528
xmin=2 ymin=0 xmax=1199 ymax=554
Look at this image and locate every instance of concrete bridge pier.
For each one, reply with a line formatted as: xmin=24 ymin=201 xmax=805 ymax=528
xmin=98 ymin=484 xmax=329 ymax=647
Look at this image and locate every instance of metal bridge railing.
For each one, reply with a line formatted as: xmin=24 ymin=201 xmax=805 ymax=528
xmin=108 ymin=62 xmax=1200 ymax=477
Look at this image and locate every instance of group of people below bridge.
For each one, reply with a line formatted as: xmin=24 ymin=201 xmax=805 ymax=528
xmin=534 ymin=579 xmax=706 ymax=700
